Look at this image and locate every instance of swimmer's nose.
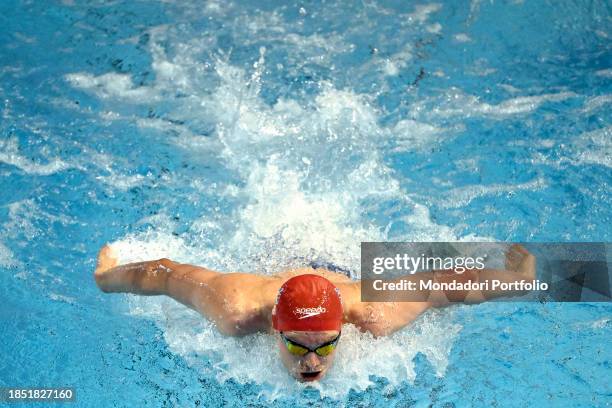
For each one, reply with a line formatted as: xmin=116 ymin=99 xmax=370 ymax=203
xmin=301 ymin=352 xmax=321 ymax=370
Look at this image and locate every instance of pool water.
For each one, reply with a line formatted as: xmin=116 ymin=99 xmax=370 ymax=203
xmin=0 ymin=0 xmax=610 ymax=406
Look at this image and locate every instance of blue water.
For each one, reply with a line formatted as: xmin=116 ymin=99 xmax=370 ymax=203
xmin=1 ymin=0 xmax=610 ymax=406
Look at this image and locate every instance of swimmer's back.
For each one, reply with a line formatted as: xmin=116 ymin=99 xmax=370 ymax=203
xmin=273 ymin=267 xmax=353 ymax=284
xmin=163 ymin=264 xmax=356 ymax=335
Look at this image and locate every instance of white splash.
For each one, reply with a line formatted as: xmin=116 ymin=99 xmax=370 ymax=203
xmin=0 ymin=242 xmax=19 ymax=267
xmin=454 ymin=33 xmax=471 ymax=42
xmin=590 ymin=318 xmax=610 ymax=329
xmin=1 ymin=199 xmax=77 ymax=244
xmin=426 ymin=23 xmax=443 ymax=34
xmin=440 ymin=177 xmax=547 ymax=208
xmin=49 ymin=293 xmax=77 ymax=304
xmin=529 ymin=126 xmax=612 ymax=169
xmin=411 ymin=88 xmax=577 ymax=119
xmin=595 ymin=69 xmax=612 ymax=78
xmin=0 ymin=137 xmax=72 ymax=175
xmin=571 ymin=126 xmax=612 ymax=168
xmin=65 ymin=72 xmax=159 ymax=101
xmin=407 ymin=4 xmax=442 ymax=23
xmin=74 ymin=12 xmax=487 ymax=400
xmin=581 ymin=94 xmax=612 ymax=114
xmin=124 ymin=285 xmax=461 ymax=401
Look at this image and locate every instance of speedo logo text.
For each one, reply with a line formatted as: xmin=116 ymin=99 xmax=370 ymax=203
xmin=294 ymin=306 xmax=326 ymax=319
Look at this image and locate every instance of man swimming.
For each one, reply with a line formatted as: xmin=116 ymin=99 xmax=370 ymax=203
xmin=94 ymin=244 xmax=535 ymax=382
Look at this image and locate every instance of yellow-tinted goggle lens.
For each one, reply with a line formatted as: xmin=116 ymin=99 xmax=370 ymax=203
xmin=285 ymin=341 xmax=309 ymax=356
xmin=314 ymin=343 xmax=336 ymax=357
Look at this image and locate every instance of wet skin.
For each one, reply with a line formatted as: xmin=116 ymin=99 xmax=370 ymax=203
xmin=95 ymin=245 xmax=536 ymax=381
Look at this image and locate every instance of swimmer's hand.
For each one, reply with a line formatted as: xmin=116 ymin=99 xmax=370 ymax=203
xmin=93 ymin=245 xmax=168 ymax=294
xmin=504 ymin=244 xmax=535 ymax=279
xmin=94 ymin=244 xmax=118 ymax=276
xmin=428 ymin=244 xmax=537 ymax=305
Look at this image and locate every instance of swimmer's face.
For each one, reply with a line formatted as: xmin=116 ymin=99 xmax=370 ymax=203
xmin=277 ymin=330 xmax=340 ymax=382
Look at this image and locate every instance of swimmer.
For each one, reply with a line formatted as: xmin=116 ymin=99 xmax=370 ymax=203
xmin=94 ymin=244 xmax=535 ymax=382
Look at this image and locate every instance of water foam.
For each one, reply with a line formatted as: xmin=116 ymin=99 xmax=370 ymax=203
xmin=115 ymin=254 xmax=461 ymax=400
xmin=441 ymin=177 xmax=547 ymax=208
xmin=454 ymin=33 xmax=471 ymax=43
xmin=572 ymin=126 xmax=612 ymax=168
xmin=2 ymin=199 xmax=77 ymax=243
xmin=65 ymin=72 xmax=159 ymax=101
xmin=595 ymin=69 xmax=612 ymax=78
xmin=408 ymin=4 xmax=442 ymax=23
xmin=528 ymin=126 xmax=612 ymax=169
xmin=581 ymin=94 xmax=612 ymax=114
xmin=0 ymin=137 xmax=72 ymax=176
xmin=0 ymin=241 xmax=19 ymax=268
xmin=411 ymin=88 xmax=577 ymax=119
xmin=76 ymin=12 xmax=474 ymax=398
xmin=0 ymin=199 xmax=78 ymax=274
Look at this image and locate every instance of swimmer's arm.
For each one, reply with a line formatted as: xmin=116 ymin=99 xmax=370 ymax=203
xmin=167 ymin=270 xmax=276 ymax=336
xmin=340 ymin=283 xmax=430 ymax=337
xmin=94 ymin=246 xmax=219 ymax=305
xmin=94 ymin=245 xmax=272 ymax=336
xmin=343 ymin=245 xmax=536 ymax=335
xmin=94 ymin=245 xmax=177 ymax=295
xmin=428 ymin=244 xmax=537 ymax=306
xmin=345 ymin=264 xmax=529 ymax=337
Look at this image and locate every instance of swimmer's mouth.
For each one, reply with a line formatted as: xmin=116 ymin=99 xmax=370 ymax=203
xmin=299 ymin=371 xmax=323 ymax=381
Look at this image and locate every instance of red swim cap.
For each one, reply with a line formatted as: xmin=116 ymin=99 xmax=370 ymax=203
xmin=272 ymin=274 xmax=343 ymax=332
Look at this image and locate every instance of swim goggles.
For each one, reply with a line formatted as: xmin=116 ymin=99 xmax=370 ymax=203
xmin=280 ymin=332 xmax=341 ymax=357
